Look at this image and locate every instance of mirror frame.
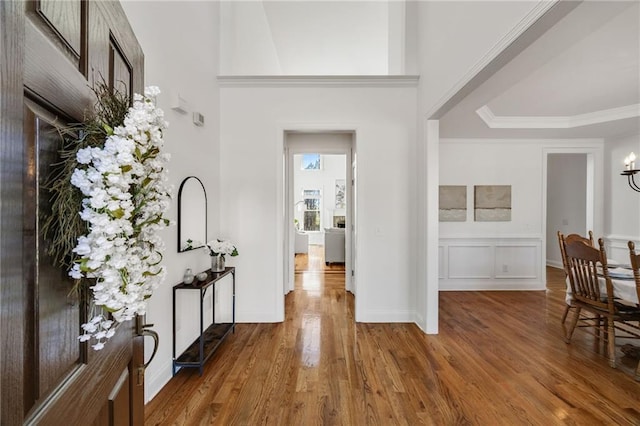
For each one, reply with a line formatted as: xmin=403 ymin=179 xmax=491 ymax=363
xmin=177 ymin=176 xmax=207 ymax=253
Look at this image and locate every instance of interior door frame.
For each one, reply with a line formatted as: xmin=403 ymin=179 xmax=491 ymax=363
xmin=542 ymin=144 xmax=603 ymax=286
xmin=277 ymin=127 xmax=357 ymax=318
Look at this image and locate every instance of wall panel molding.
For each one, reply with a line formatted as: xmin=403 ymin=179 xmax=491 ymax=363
xmin=439 ymin=236 xmax=543 ymax=291
xmin=604 ymin=234 xmax=640 ymax=264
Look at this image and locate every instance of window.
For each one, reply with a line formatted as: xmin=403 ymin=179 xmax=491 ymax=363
xmin=302 ymin=189 xmax=321 ymax=231
xmin=301 ymin=153 xmax=321 ymax=170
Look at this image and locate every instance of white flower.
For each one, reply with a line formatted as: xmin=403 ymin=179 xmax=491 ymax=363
xmin=69 ymin=87 xmax=171 ymax=350
xmin=205 ymin=239 xmax=239 ymax=257
xmin=76 ymin=147 xmax=93 ymax=164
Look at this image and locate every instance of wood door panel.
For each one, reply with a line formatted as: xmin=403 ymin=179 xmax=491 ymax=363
xmin=33 ymin=107 xmax=81 ymax=399
xmin=34 ymin=0 xmax=82 ymax=58
xmin=110 ymin=40 xmax=132 ymax=97
xmin=108 ymin=369 xmax=132 ymax=426
xmin=24 ymin=17 xmax=91 ymax=122
xmin=26 ymin=329 xmax=134 ymax=424
xmin=88 ymin=1 xmax=143 ymax=95
xmin=91 ymin=367 xmax=132 ymax=426
xmin=22 ymin=102 xmax=83 ymax=414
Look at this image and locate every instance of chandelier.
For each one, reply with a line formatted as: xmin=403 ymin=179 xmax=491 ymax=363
xmin=622 ymin=152 xmax=640 ymax=192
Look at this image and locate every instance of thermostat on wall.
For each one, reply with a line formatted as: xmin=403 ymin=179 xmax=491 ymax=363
xmin=193 ymin=112 xmax=205 ymax=127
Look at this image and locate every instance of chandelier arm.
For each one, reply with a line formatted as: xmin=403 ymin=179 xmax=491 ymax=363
xmin=629 ymin=173 xmax=640 ymax=192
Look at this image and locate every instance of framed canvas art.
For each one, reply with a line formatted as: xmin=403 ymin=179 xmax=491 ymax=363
xmin=439 ymin=185 xmax=467 ymax=222
xmin=474 ymin=185 xmax=511 ymax=221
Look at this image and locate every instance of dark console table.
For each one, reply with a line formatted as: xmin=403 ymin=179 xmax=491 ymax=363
xmin=172 ymin=267 xmax=235 ymax=376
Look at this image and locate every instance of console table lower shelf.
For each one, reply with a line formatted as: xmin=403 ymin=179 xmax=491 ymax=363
xmin=173 ymin=322 xmax=234 ymax=372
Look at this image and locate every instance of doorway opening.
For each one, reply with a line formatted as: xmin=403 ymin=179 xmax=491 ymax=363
xmin=544 ymin=150 xmax=594 ymax=288
xmin=283 ymin=131 xmax=356 ymax=309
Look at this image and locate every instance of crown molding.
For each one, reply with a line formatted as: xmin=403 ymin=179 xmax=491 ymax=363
xmin=476 ymin=104 xmax=640 ymax=129
xmin=217 ymin=75 xmax=420 ymax=88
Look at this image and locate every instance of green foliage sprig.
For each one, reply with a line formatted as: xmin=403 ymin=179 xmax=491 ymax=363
xmin=42 ymin=81 xmax=130 ymax=269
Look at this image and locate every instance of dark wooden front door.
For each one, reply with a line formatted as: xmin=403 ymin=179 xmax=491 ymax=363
xmin=1 ymin=1 xmax=147 ymax=424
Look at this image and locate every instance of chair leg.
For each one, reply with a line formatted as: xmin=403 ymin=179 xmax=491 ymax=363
xmin=635 ymin=360 xmax=640 ymax=381
xmin=607 ymin=319 xmax=617 ymax=368
xmin=565 ymin=307 xmax=581 ymax=343
xmin=561 ymin=304 xmax=571 ymax=324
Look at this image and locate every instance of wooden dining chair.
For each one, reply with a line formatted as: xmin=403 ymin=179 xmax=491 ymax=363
xmin=626 ymin=241 xmax=640 ymax=380
xmin=564 ymin=238 xmax=640 ymax=369
xmin=557 ymin=231 xmax=595 ymax=326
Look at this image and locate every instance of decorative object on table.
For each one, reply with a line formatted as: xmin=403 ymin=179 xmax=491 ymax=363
xmin=196 ymin=271 xmax=208 ymax=281
xmin=474 ymin=185 xmax=511 ymax=222
xmin=183 ymin=268 xmax=194 ymax=285
xmin=43 ymin=82 xmax=171 ymax=351
xmin=205 ymin=239 xmax=239 ymax=272
xmin=439 ymin=185 xmax=467 ymax=222
xmin=621 ymin=151 xmax=640 ymax=192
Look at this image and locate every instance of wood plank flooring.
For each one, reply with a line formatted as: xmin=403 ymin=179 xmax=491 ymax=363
xmin=145 ymin=267 xmax=640 ymax=425
xmin=295 ymin=245 xmax=346 ymax=273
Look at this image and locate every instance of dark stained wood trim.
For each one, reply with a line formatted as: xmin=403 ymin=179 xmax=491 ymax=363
xmin=1 ymin=1 xmax=27 ymax=424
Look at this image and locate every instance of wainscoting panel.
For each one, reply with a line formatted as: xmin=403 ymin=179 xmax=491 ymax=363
xmin=448 ymin=245 xmax=493 ymax=279
xmin=440 ymin=237 xmax=543 ymax=291
xmin=494 ymin=245 xmax=538 ymax=279
xmin=604 ymin=235 xmax=640 ymax=265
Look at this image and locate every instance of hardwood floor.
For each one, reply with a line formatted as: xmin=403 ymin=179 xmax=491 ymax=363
xmin=145 ymin=267 xmax=640 ymax=425
xmin=295 ymin=245 xmax=346 ymax=273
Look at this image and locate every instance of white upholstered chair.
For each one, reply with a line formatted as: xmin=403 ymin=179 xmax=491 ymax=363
xmin=294 ymin=231 xmax=308 ymax=254
xmin=323 ymin=228 xmax=345 ymax=264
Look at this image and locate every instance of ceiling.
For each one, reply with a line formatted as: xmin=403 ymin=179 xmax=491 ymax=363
xmin=439 ymin=1 xmax=640 ymax=140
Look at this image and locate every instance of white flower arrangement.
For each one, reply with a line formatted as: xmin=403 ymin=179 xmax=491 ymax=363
xmin=69 ymin=86 xmax=171 ymax=350
xmin=205 ymin=239 xmax=239 ymax=259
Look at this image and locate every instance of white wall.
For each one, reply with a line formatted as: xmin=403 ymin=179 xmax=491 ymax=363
xmin=219 ymin=84 xmax=417 ymax=323
xmin=220 ymin=1 xmax=398 ymax=75
xmin=604 ymin=132 xmax=640 ymax=260
xmin=122 ymin=1 xmax=221 ymax=403
xmin=440 ymin=141 xmax=543 ymax=238
xmin=546 ymin=153 xmax=587 ymax=268
xmin=439 ymin=139 xmax=603 ymax=291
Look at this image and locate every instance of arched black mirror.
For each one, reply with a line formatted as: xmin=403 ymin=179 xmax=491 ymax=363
xmin=177 ymin=176 xmax=207 ymax=252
